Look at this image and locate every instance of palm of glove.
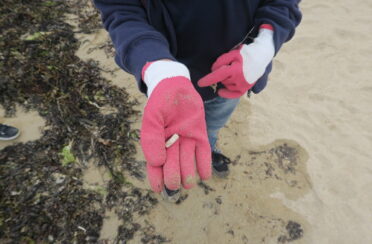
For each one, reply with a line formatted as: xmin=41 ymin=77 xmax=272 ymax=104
xmin=141 ymin=77 xmax=211 ymax=192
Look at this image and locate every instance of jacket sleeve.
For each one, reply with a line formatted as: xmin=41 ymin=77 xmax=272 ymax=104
xmin=254 ymin=0 xmax=302 ymax=54
xmin=93 ymin=0 xmax=175 ymax=91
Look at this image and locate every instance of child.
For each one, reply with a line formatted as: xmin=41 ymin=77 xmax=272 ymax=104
xmin=94 ymin=0 xmax=302 ymax=199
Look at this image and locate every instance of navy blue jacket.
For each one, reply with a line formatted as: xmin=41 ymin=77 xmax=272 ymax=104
xmin=94 ymin=0 xmax=302 ymax=100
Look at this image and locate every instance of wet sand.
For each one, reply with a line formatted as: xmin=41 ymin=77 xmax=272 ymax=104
xmin=0 ymin=106 xmax=45 ymax=150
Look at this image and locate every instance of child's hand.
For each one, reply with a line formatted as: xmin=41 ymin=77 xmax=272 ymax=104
xmin=141 ymin=60 xmax=212 ymax=192
xmin=198 ymin=25 xmax=275 ymax=98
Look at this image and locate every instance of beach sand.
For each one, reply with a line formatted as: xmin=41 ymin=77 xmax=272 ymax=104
xmin=71 ymin=0 xmax=372 ymax=242
xmin=3 ymin=0 xmax=371 ymax=242
xmin=0 ymin=106 xmax=45 ymax=150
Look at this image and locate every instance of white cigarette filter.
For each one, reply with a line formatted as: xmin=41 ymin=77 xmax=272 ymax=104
xmin=165 ymin=134 xmax=179 ymax=148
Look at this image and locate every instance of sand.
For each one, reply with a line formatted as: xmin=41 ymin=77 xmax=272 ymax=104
xmin=4 ymin=0 xmax=371 ymax=243
xmin=0 ymin=106 xmax=45 ymax=150
xmin=74 ymin=0 xmax=372 ymax=242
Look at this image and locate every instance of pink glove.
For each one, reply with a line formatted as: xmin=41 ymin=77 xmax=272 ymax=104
xmin=141 ymin=60 xmax=212 ymax=192
xmin=198 ymin=24 xmax=275 ymax=98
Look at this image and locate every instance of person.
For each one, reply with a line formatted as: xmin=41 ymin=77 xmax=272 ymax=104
xmin=0 ymin=123 xmax=20 ymax=141
xmin=94 ymin=0 xmax=302 ymax=200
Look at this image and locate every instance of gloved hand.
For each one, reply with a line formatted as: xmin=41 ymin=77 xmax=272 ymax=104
xmin=141 ymin=60 xmax=212 ymax=192
xmin=198 ymin=24 xmax=275 ymax=98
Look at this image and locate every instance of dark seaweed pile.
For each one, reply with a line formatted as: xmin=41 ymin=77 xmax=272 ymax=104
xmin=0 ymin=0 xmax=160 ymax=243
xmin=278 ymin=221 xmax=304 ymax=243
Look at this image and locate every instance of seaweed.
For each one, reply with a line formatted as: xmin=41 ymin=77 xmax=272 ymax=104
xmin=0 ymin=0 xmax=160 ymax=242
xmin=277 ymin=221 xmax=304 ymax=243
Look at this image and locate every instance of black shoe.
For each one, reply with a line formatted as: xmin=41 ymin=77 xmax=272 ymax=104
xmin=161 ymin=186 xmax=180 ymax=203
xmin=212 ymin=151 xmax=231 ymax=178
xmin=0 ymin=124 xmax=20 ymax=141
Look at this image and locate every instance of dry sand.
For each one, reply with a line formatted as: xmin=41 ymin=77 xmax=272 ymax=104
xmin=5 ymin=0 xmax=370 ymax=243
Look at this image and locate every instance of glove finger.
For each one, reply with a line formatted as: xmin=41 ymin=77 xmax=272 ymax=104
xmin=220 ymin=75 xmax=241 ymax=90
xmin=179 ymin=138 xmax=196 ymax=189
xmin=163 ymin=140 xmax=181 ymax=190
xmin=147 ymin=164 xmax=163 ymax=193
xmin=195 ymin=140 xmax=212 ymax=180
xmin=212 ymin=49 xmax=241 ymax=71
xmin=218 ymin=88 xmax=244 ymax=99
xmin=223 ymin=82 xmax=239 ymax=90
xmin=198 ymin=66 xmax=232 ymax=87
xmin=140 ymin=110 xmax=166 ymax=167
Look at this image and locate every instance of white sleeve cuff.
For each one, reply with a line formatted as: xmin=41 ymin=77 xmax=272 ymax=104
xmin=255 ymin=28 xmax=275 ymax=56
xmin=143 ymin=60 xmax=191 ymax=97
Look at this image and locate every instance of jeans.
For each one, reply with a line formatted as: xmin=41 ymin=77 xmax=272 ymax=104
xmin=204 ymin=96 xmax=240 ymax=151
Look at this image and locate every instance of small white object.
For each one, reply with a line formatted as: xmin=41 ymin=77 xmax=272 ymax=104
xmin=78 ymin=226 xmax=87 ymax=232
xmin=165 ymin=134 xmax=179 ymax=148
